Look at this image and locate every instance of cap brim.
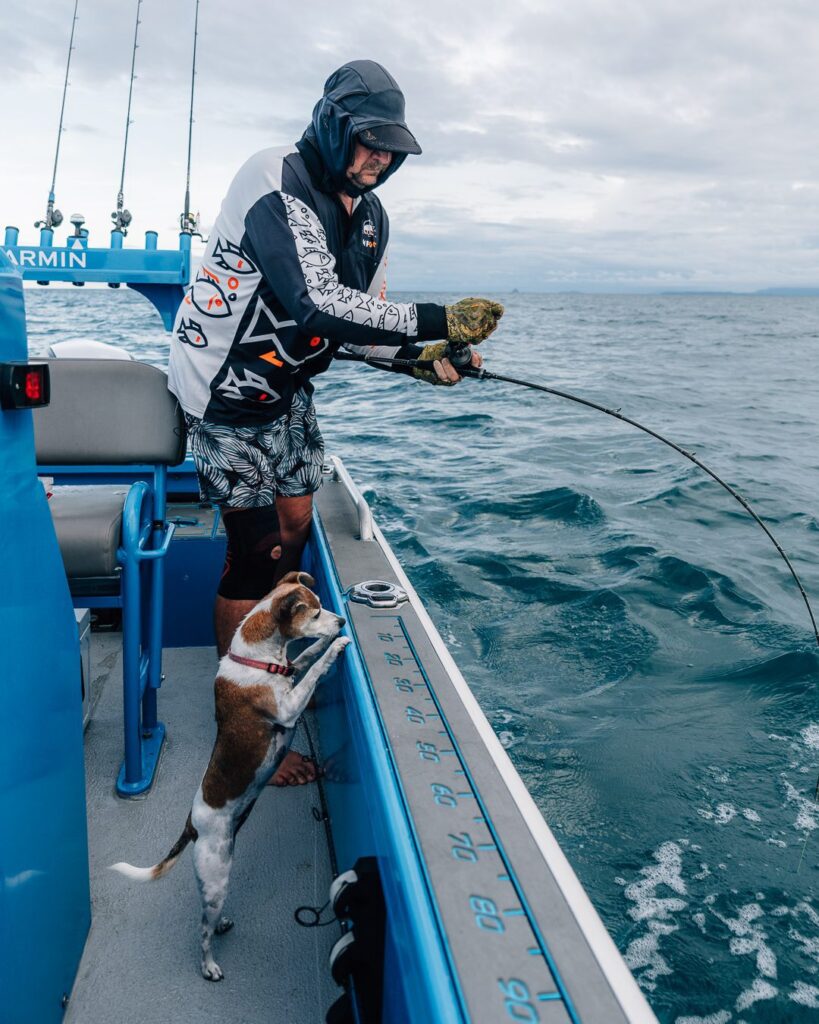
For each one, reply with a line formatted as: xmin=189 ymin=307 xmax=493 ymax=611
xmin=357 ymin=123 xmax=422 ymax=155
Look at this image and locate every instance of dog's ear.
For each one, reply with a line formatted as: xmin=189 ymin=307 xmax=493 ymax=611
xmin=279 ymin=571 xmax=316 ymax=589
xmin=279 ymin=590 xmax=308 ymax=618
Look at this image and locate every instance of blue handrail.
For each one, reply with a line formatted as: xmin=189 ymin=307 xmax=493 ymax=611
xmin=2 ymin=226 xmax=191 ymax=330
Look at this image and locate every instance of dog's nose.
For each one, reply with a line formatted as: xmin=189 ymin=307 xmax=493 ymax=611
xmin=337 ymin=617 xmax=346 ymax=629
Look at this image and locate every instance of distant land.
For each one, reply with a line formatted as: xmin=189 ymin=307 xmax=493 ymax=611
xmin=660 ymin=287 xmax=819 ymax=296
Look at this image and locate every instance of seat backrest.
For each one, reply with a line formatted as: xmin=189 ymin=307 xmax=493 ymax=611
xmin=35 ymin=358 xmax=186 ymax=466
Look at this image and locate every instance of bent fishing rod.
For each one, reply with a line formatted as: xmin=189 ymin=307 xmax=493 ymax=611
xmin=334 ymin=344 xmax=819 ymax=650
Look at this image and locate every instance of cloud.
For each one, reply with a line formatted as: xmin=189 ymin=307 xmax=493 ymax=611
xmin=2 ymin=0 xmax=819 ymax=289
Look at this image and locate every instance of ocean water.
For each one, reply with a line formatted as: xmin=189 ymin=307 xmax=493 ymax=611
xmin=26 ymin=289 xmax=819 ymax=1023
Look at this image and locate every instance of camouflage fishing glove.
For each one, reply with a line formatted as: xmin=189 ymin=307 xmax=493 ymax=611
xmin=445 ymin=297 xmax=504 ymax=345
xmin=413 ymin=298 xmax=504 ymax=385
xmin=413 ymin=341 xmax=455 ymax=385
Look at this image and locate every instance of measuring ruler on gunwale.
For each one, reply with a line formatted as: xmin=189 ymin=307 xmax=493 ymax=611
xmin=349 ymin=609 xmax=578 ymax=1024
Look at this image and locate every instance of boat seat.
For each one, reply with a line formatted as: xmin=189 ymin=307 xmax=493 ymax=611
xmin=35 ymin=357 xmax=186 ymax=797
xmin=49 ymin=486 xmax=127 ymax=583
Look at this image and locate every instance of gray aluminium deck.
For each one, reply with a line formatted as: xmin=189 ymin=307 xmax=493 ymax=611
xmin=315 ymin=474 xmax=656 ymax=1024
xmin=66 ymin=634 xmax=340 ymax=1024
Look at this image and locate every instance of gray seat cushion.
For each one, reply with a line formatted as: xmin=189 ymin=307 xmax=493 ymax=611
xmin=35 ymin=359 xmax=186 ymax=466
xmin=49 ymin=487 xmax=128 ymax=579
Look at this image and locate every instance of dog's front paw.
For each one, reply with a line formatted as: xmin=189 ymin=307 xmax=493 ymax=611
xmin=201 ymin=960 xmax=224 ymax=982
xmin=329 ymin=637 xmax=351 ymax=658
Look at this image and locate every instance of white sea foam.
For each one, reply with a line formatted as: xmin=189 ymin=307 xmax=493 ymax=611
xmin=782 ymin=778 xmax=819 ymax=831
xmin=788 ymin=922 xmax=819 ymax=966
xmin=698 ymin=803 xmax=738 ymax=825
xmin=624 ymin=921 xmax=676 ymax=991
xmin=795 ymin=901 xmax=819 ymax=929
xmin=624 ymin=841 xmax=687 ymax=922
xmin=790 ymin=981 xmax=819 ymax=1008
xmin=735 ymin=978 xmax=777 ymax=1012
xmin=711 ymin=902 xmax=778 ymax=985
xmin=675 ymin=1012 xmax=731 ymax=1024
xmin=800 ymin=723 xmax=819 ymax=749
xmin=622 ymin=842 xmax=687 ymax=991
xmin=741 ymin=808 xmax=761 ymax=822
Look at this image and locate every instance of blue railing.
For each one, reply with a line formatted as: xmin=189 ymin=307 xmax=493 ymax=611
xmin=115 ymin=472 xmax=175 ymax=795
xmin=3 ymin=226 xmax=191 ymax=330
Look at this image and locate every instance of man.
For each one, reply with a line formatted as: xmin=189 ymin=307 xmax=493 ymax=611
xmin=168 ymin=59 xmax=503 ymax=784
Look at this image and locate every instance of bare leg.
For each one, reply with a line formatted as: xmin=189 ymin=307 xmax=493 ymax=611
xmin=267 ymin=492 xmax=319 ymax=785
xmin=214 ymin=506 xmax=282 ymax=657
xmin=214 ymin=596 xmax=256 ymax=659
xmin=271 ymin=493 xmax=313 ymax=585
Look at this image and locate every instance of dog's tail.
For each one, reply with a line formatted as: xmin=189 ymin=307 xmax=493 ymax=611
xmin=110 ymin=814 xmax=198 ymax=882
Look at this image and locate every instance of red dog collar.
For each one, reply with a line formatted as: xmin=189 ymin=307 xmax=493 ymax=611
xmin=227 ymin=652 xmax=294 ymax=676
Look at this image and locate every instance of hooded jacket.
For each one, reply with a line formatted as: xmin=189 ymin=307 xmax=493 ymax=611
xmin=168 ymin=61 xmax=447 ymax=425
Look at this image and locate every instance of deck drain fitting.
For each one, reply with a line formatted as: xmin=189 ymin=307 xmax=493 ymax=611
xmin=348 ymin=580 xmax=407 ymax=609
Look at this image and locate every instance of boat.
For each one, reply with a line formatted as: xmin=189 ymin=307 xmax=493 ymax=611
xmin=0 ymin=232 xmax=662 ymax=1022
xmin=1 ymin=3 xmax=661 ymax=1015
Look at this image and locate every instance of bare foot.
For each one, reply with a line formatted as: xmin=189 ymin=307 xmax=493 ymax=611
xmin=269 ymin=750 xmax=318 ymax=787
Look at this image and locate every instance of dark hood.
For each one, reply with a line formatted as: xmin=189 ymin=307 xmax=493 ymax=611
xmin=296 ymin=60 xmax=420 ymax=198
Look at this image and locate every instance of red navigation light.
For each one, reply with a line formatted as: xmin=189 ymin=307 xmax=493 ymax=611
xmin=0 ymin=362 xmax=51 ymax=410
xmin=25 ymin=370 xmax=43 ymax=401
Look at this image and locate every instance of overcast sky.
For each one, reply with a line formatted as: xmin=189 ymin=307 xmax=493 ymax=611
xmin=2 ymin=0 xmax=819 ymax=292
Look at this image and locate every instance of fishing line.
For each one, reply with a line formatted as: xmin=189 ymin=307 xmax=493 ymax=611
xmin=36 ymin=0 xmax=80 ymax=232
xmin=334 ymin=348 xmax=819 ymax=649
xmin=112 ymin=0 xmax=142 ymax=235
xmin=180 ymin=0 xmax=201 ymax=235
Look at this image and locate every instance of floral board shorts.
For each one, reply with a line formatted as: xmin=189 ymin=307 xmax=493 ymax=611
xmin=183 ymin=389 xmax=325 ymax=509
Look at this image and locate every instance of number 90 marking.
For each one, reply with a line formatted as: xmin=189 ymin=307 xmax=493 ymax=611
xmin=498 ymin=978 xmax=539 ymax=1021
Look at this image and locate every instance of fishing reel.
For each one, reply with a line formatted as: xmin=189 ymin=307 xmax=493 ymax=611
xmin=111 ymin=208 xmax=133 ymax=235
xmin=34 ymin=209 xmax=63 ymax=230
xmin=444 ymin=342 xmax=475 ymax=372
xmin=179 ymin=210 xmax=207 ymax=242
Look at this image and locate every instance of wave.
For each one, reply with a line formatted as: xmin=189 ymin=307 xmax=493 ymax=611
xmin=459 ymin=486 xmax=605 ymax=525
xmin=719 ymin=650 xmax=819 ymax=684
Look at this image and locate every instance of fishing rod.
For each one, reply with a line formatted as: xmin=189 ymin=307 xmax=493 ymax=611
xmin=180 ymin=0 xmax=201 ymax=236
xmin=35 ymin=0 xmax=80 ymax=232
xmin=111 ymin=0 xmax=143 ymax=235
xmin=335 ymin=344 xmax=819 ymax=649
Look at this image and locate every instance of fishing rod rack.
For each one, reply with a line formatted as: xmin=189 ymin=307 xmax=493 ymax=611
xmin=3 ymin=225 xmax=191 ymax=330
xmin=8 ymin=0 xmax=203 ymax=332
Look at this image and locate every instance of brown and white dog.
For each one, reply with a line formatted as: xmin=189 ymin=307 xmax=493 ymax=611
xmin=111 ymin=570 xmax=349 ymax=981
